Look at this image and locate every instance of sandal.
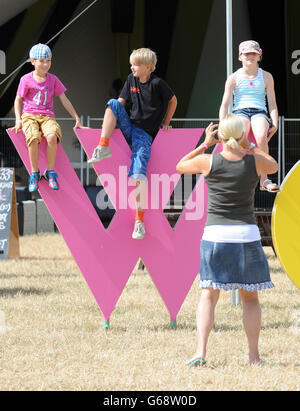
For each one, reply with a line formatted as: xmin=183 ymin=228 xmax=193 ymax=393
xmin=187 ymin=358 xmax=207 ymax=367
xmin=260 ymin=179 xmax=280 ymax=193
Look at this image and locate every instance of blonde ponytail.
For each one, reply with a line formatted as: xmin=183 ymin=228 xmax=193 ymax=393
xmin=219 ymin=114 xmax=244 ymax=148
xmin=226 ymin=136 xmax=239 ymax=149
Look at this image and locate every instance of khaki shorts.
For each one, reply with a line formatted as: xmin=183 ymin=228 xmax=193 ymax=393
xmin=21 ymin=113 xmax=62 ymax=147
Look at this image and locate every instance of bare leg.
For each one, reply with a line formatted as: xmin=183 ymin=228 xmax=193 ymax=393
xmin=238 ymin=116 xmax=251 ymax=141
xmin=240 ymin=289 xmax=262 ymax=365
xmin=189 ymin=288 xmax=220 ymax=362
xmin=135 ymin=180 xmax=147 ymax=212
xmin=251 ymin=116 xmax=270 ymax=186
xmin=28 ymin=140 xmax=39 ymax=172
xmin=131 ymin=179 xmax=147 ymax=239
xmin=45 ymin=134 xmax=58 ymax=170
xmin=101 ymin=106 xmax=117 ymax=140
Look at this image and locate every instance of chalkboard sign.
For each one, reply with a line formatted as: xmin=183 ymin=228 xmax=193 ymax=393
xmin=0 ymin=168 xmax=19 ymax=259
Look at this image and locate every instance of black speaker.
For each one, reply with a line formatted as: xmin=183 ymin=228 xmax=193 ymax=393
xmin=84 ymin=185 xmax=115 ymax=221
xmin=16 ymin=186 xmax=31 ymax=202
xmin=111 ymin=0 xmax=135 ymax=33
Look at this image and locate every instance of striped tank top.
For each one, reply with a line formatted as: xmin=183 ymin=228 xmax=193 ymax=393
xmin=233 ymin=68 xmax=267 ymax=111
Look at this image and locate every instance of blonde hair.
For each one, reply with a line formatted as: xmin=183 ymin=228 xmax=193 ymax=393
xmin=218 ymin=114 xmax=244 ymax=149
xmin=130 ymin=48 xmax=157 ymax=72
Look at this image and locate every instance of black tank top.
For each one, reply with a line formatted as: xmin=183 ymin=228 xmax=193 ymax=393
xmin=205 ymin=153 xmax=259 ymax=226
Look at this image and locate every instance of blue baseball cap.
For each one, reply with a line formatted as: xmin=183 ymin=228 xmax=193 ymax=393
xmin=29 ymin=43 xmax=52 ymax=59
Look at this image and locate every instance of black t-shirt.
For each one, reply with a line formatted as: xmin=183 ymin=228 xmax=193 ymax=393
xmin=119 ymin=73 xmax=175 ymax=138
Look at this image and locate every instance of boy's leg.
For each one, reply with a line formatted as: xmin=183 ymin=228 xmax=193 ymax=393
xmin=28 ymin=140 xmax=41 ymax=192
xmin=41 ymin=117 xmax=62 ymax=190
xmin=28 ymin=139 xmax=41 ymax=193
xmin=28 ymin=140 xmax=39 ymax=172
xmin=22 ymin=114 xmax=42 ymax=192
xmin=45 ymin=134 xmax=57 ymax=170
xmin=88 ymin=99 xmax=132 ymax=164
xmin=130 ymin=127 xmax=152 ymax=239
xmin=43 ymin=134 xmax=59 ymax=190
xmin=131 ymin=179 xmax=147 ymax=240
xmin=100 ymin=106 xmax=117 ymax=142
xmin=22 ymin=114 xmax=42 ymax=172
xmin=134 ymin=179 xmax=147 ymax=218
xmin=87 ymin=106 xmax=115 ymax=163
xmin=102 ymin=99 xmax=133 ymax=143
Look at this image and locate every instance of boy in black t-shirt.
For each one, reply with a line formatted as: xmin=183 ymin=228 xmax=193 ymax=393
xmin=88 ymin=48 xmax=177 ymax=240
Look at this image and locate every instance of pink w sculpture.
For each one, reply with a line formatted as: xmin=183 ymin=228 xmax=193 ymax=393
xmin=7 ymin=127 xmax=207 ymax=328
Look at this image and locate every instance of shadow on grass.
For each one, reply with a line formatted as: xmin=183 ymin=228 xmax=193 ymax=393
xmin=271 ymin=267 xmax=288 ymax=274
xmin=141 ymin=322 xmax=241 ymax=333
xmin=262 ymin=321 xmax=293 ymax=330
xmin=0 ymin=273 xmax=78 ymax=279
xmin=18 ymin=257 xmax=72 ymax=261
xmin=0 ymin=287 xmax=51 ymax=298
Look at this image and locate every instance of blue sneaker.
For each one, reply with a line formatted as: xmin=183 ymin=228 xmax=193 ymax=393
xmin=28 ymin=171 xmax=40 ymax=192
xmin=43 ymin=169 xmax=59 ymax=190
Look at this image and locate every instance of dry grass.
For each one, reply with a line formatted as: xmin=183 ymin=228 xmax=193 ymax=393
xmin=0 ymin=233 xmax=299 ymax=391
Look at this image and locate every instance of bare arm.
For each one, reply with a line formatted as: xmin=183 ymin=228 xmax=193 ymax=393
xmin=264 ymin=71 xmax=278 ymax=141
xmin=58 ymin=93 xmax=84 ymax=128
xmin=162 ymin=95 xmax=177 ymax=130
xmin=12 ymin=95 xmax=23 ymax=132
xmin=219 ymin=74 xmax=236 ymax=120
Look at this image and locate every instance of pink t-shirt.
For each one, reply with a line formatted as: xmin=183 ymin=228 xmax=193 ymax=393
xmin=17 ymin=72 xmax=67 ymax=118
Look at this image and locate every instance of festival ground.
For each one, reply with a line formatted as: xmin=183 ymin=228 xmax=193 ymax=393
xmin=0 ymin=233 xmax=299 ymax=391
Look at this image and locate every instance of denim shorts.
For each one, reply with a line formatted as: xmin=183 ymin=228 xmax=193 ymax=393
xmin=199 ymin=240 xmax=274 ymax=291
xmin=233 ymin=108 xmax=272 ymax=126
xmin=107 ymin=99 xmax=152 ymax=181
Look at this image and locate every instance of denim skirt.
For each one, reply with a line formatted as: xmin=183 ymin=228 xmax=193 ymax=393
xmin=200 ymin=240 xmax=274 ymax=291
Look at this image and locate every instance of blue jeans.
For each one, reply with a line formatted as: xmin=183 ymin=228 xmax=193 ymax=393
xmin=107 ymin=99 xmax=152 ymax=181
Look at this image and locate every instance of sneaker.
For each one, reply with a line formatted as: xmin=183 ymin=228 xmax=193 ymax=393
xmin=132 ymin=220 xmax=145 ymax=240
xmin=43 ymin=169 xmax=59 ymax=190
xmin=88 ymin=145 xmax=112 ymax=164
xmin=28 ymin=171 xmax=41 ymax=192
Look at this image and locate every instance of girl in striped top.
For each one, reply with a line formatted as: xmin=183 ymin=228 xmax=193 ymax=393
xmin=219 ymin=40 xmax=279 ymax=192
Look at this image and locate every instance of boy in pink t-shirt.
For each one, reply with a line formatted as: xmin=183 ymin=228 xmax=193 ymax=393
xmin=13 ymin=43 xmax=84 ymax=192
